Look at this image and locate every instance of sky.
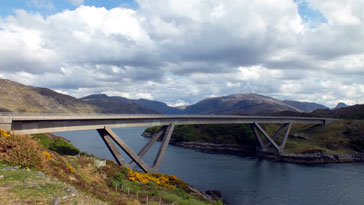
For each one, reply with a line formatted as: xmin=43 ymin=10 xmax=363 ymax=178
xmin=0 ymin=0 xmax=363 ymax=108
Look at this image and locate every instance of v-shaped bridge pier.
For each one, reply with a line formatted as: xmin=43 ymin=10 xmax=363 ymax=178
xmin=97 ymin=124 xmax=174 ymax=173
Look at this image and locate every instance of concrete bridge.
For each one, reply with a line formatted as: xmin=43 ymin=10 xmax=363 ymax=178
xmin=0 ymin=113 xmax=332 ymax=173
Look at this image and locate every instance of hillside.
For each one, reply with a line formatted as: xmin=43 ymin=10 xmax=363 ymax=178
xmin=0 ymin=78 xmax=104 ymax=113
xmin=282 ymin=100 xmax=328 ymax=112
xmin=81 ymin=94 xmax=159 ymax=114
xmin=184 ymin=93 xmax=301 ymax=115
xmin=311 ymin=104 xmax=364 ymax=119
xmin=273 ymin=104 xmax=364 ymax=120
xmin=0 ymin=131 xmax=215 ymax=204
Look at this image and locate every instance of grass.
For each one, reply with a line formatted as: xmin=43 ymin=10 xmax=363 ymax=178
xmin=32 ymin=133 xmax=80 ymax=155
xmin=0 ymin=132 xmax=215 ymax=204
xmin=0 ymin=161 xmax=104 ymax=204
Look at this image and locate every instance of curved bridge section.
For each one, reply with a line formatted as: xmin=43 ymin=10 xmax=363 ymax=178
xmin=0 ymin=114 xmax=333 ymax=173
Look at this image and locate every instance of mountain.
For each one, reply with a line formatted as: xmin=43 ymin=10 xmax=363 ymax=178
xmin=184 ymin=93 xmax=301 ymax=115
xmin=311 ymin=104 xmax=364 ymax=119
xmin=334 ymin=102 xmax=348 ymax=109
xmin=134 ymin=99 xmax=183 ymax=114
xmin=282 ymin=100 xmax=328 ymax=112
xmin=273 ymin=104 xmax=364 ymax=120
xmin=0 ymin=78 xmax=103 ymax=113
xmin=81 ymin=94 xmax=159 ymax=114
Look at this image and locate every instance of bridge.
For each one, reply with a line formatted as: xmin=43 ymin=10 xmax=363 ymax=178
xmin=0 ymin=114 xmax=332 ymax=173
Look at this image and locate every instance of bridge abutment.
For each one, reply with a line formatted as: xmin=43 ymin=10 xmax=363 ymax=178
xmin=0 ymin=116 xmax=12 ymax=132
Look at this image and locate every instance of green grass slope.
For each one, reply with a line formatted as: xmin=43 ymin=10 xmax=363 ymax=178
xmin=0 ymin=131 xmax=218 ymax=204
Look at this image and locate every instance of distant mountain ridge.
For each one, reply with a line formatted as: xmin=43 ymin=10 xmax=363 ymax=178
xmin=0 ymin=78 xmax=344 ymax=116
xmin=334 ymin=102 xmax=348 ymax=109
xmin=282 ymin=100 xmax=328 ymax=112
xmin=80 ymin=94 xmax=159 ymax=114
xmin=183 ymin=93 xmax=302 ymax=115
xmin=134 ymin=99 xmax=183 ymax=114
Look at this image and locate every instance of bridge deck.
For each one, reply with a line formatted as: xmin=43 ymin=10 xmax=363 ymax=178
xmin=0 ymin=114 xmax=332 ymax=135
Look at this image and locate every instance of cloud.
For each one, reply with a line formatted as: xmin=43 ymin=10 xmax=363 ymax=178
xmin=0 ymin=0 xmax=363 ymax=107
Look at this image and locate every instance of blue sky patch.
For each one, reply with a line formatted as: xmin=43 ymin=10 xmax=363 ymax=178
xmin=0 ymin=0 xmax=138 ymax=17
xmin=294 ymin=0 xmax=328 ymax=27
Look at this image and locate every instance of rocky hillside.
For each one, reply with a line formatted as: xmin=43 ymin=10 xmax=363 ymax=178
xmin=0 ymin=132 xmax=214 ymax=204
xmin=184 ymin=93 xmax=301 ymax=115
xmin=0 ymin=78 xmax=104 ymax=113
xmin=81 ymin=94 xmax=183 ymax=114
xmin=81 ymin=94 xmax=159 ymax=114
xmin=282 ymin=100 xmax=328 ymax=112
xmin=311 ymin=104 xmax=364 ymax=119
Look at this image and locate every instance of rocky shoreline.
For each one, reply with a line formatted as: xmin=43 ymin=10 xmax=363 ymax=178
xmin=176 ymin=141 xmax=364 ymax=164
xmin=173 ymin=141 xmax=364 ymax=164
xmin=143 ymin=132 xmax=364 ymax=164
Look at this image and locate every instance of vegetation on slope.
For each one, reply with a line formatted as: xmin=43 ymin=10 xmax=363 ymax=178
xmin=0 ymin=130 xmax=218 ymax=204
xmin=0 ymin=78 xmax=104 ymax=113
xmin=81 ymin=94 xmax=160 ymax=114
xmin=146 ymin=124 xmax=256 ymax=145
xmin=273 ymin=104 xmax=364 ymax=120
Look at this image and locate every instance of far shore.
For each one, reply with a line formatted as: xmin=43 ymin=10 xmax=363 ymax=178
xmin=142 ymin=132 xmax=364 ymax=164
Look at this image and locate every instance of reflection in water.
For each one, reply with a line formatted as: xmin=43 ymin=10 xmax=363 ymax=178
xmin=55 ymin=127 xmax=364 ymax=205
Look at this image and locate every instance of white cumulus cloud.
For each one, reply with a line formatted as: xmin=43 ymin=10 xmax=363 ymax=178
xmin=0 ymin=0 xmax=363 ymax=107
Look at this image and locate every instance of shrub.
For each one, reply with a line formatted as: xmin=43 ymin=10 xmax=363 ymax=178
xmin=349 ymin=137 xmax=364 ymax=152
xmin=0 ymin=129 xmax=10 ymax=137
xmin=145 ymin=126 xmax=161 ymax=134
xmin=0 ymin=134 xmax=46 ymax=169
xmin=32 ymin=134 xmax=80 ymax=156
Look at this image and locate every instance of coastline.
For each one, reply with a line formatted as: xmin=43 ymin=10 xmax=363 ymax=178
xmin=143 ymin=132 xmax=364 ymax=164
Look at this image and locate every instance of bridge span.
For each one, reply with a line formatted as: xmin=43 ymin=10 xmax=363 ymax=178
xmin=0 ymin=114 xmax=333 ymax=173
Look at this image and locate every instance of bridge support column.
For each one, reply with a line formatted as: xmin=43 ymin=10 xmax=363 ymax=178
xmin=152 ymin=123 xmax=175 ymax=172
xmin=98 ymin=126 xmax=153 ymax=173
xmin=128 ymin=125 xmax=168 ymax=168
xmin=250 ymin=122 xmax=292 ymax=153
xmin=97 ymin=124 xmax=175 ymax=173
xmin=97 ymin=129 xmax=126 ymax=166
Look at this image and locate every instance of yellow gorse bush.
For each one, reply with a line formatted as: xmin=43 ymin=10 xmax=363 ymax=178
xmin=0 ymin=134 xmax=46 ymax=169
xmin=126 ymin=168 xmax=183 ymax=190
xmin=67 ymin=165 xmax=74 ymax=173
xmin=0 ymin=129 xmax=10 ymax=137
xmin=42 ymin=151 xmax=51 ymax=161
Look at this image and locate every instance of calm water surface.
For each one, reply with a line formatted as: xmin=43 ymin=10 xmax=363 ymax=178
xmin=55 ymin=127 xmax=364 ymax=205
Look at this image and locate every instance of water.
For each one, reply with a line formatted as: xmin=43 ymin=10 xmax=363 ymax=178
xmin=55 ymin=127 xmax=364 ymax=205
